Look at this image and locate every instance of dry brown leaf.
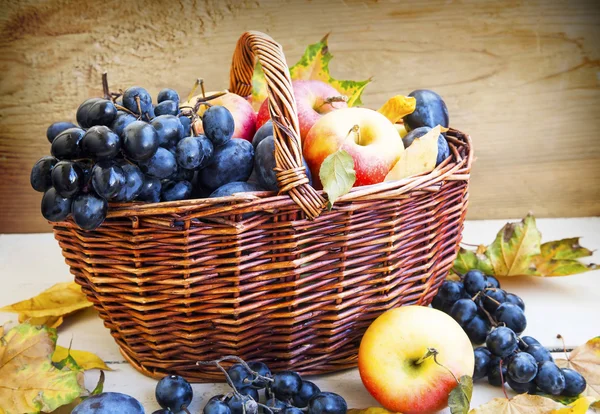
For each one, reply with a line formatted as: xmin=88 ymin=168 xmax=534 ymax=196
xmin=469 ymin=394 xmax=563 ymax=413
xmin=384 ymin=125 xmax=439 ymax=182
xmin=555 ymin=337 xmax=600 ymax=400
xmin=0 ymin=282 xmax=91 ymax=322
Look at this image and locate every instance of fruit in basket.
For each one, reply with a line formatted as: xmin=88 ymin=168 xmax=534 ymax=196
xmin=209 ymin=181 xmax=264 ymax=198
xmin=304 ymin=107 xmax=403 ymax=188
xmin=123 ymin=120 xmax=160 ymax=161
xmin=137 ymin=176 xmax=162 ymax=203
xmin=151 ymin=115 xmax=185 ymax=149
xmin=402 ymin=89 xmax=449 ymax=132
xmin=256 ymin=80 xmax=348 ymax=139
xmin=31 ymin=156 xmax=58 ymax=192
xmin=186 ymin=92 xmax=256 ymax=141
xmin=114 ymin=162 xmax=144 ymax=201
xmin=123 ymin=86 xmax=153 ymax=118
xmin=198 ymin=138 xmax=254 ymax=191
xmin=384 ymin=125 xmax=439 ymax=182
xmin=51 ymin=160 xmax=83 ymax=197
xmin=71 ymin=192 xmax=108 ymax=230
xmin=155 ymin=99 xmax=179 ymax=116
xmin=358 ymin=306 xmax=474 ymax=414
xmin=46 ymin=121 xmax=77 ymax=143
xmin=41 ymin=187 xmax=72 ymax=221
xmin=81 ymin=125 xmax=122 ymax=160
xmin=51 ymin=127 xmax=85 ymax=160
xmin=76 ymin=98 xmax=118 ymax=129
xmin=155 ymin=374 xmax=193 ymax=412
xmin=252 ymin=120 xmax=273 ymax=149
xmin=72 ymin=392 xmax=144 ymax=413
xmin=436 ymin=135 xmax=450 ymax=165
xmin=161 ymin=180 xmax=193 ymax=201
xmin=254 ymin=135 xmax=313 ymax=191
xmin=202 ymin=105 xmax=235 ymax=147
xmin=176 ymin=135 xmax=214 ymax=170
xmin=138 ymin=147 xmax=178 ymax=179
xmin=91 ymin=161 xmax=126 ymax=199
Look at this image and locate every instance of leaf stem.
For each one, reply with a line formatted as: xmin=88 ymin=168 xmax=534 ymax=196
xmin=557 ymin=334 xmax=570 ymax=361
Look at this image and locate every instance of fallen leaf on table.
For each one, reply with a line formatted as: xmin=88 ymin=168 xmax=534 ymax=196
xmin=551 ymin=396 xmax=598 ymax=413
xmin=319 ymin=148 xmax=356 ymax=209
xmin=1 ymin=281 xmax=92 ymax=328
xmin=469 ymin=394 xmax=563 ymax=413
xmin=348 ymin=408 xmax=399 ymax=414
xmin=453 ymin=214 xmax=597 ymax=278
xmin=448 ymin=375 xmax=473 ymax=414
xmin=53 ymin=345 xmax=112 ymax=371
xmin=384 ymin=125 xmax=440 ymax=182
xmin=377 ymin=95 xmax=416 ymax=123
xmin=0 ymin=323 xmax=85 ymax=413
xmin=251 ymin=34 xmax=372 ymax=108
xmin=555 ymin=337 xmax=600 ymax=403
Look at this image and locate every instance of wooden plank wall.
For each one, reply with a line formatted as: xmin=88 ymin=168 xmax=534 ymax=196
xmin=1 ymin=0 xmax=599 ymax=233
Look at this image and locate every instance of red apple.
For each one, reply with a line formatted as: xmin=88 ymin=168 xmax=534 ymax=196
xmin=358 ymin=306 xmax=475 ymax=414
xmin=303 ymin=107 xmax=403 ymax=188
xmin=256 ymin=80 xmax=347 ymax=140
xmin=185 ymin=92 xmax=256 ymax=142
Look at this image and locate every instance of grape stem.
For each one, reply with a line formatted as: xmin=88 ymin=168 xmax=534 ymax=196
xmin=102 ymin=72 xmax=110 ymax=100
xmin=181 ymin=407 xmax=191 ymax=414
xmin=498 ymin=360 xmax=509 ymax=399
xmin=114 ymin=104 xmax=136 ymax=116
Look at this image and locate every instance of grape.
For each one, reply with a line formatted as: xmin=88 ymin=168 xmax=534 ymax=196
xmin=486 ymin=327 xmax=518 ymax=357
xmin=31 ymin=156 xmax=58 ymax=192
xmin=473 ymin=347 xmax=492 ymax=380
xmin=198 ymin=139 xmax=254 ymax=191
xmin=137 ymin=176 xmax=162 ymax=203
xmin=308 ymin=392 xmax=347 ymax=414
xmin=51 ymin=127 xmax=85 ymax=160
xmin=437 ymin=281 xmax=465 ymax=307
xmin=561 ymin=368 xmax=586 ymax=397
xmin=247 ymin=361 xmax=271 ymax=389
xmin=402 ymin=126 xmax=431 ymax=149
xmin=482 ymin=288 xmax=507 ymax=313
xmin=536 ymin=361 xmax=566 ymax=395
xmin=47 ymin=121 xmax=76 ymax=143
xmin=436 ymin=135 xmax=450 ymax=166
xmin=158 ymin=88 xmax=180 ymax=104
xmin=161 ymin=180 xmax=192 ymax=201
xmin=203 ymin=105 xmax=235 ymax=147
xmin=227 ymin=394 xmax=258 ymax=414
xmin=292 ymin=380 xmax=321 ymax=407
xmin=463 ymin=315 xmax=491 ymax=344
xmin=169 ymin=166 xmax=195 ymax=182
xmin=179 ymin=115 xmax=192 ymax=137
xmin=71 ymin=192 xmax=108 ymax=230
xmin=176 ymin=135 xmax=214 ymax=170
xmin=463 ymin=270 xmax=487 ymax=295
xmin=123 ymin=121 xmax=159 ymax=161
xmin=486 ymin=275 xmax=501 ymax=289
xmin=430 ymin=295 xmax=448 ymax=312
xmin=228 ymin=363 xmax=253 ymax=389
xmin=209 ymin=182 xmax=264 ymax=198
xmin=71 ymin=392 xmax=144 ymax=413
xmin=265 ymin=398 xmax=289 ymax=411
xmin=204 ymin=396 xmax=232 ymax=414
xmin=114 ymin=162 xmax=144 ymax=202
xmin=155 ymin=100 xmax=179 ymax=116
xmin=77 ymin=98 xmax=117 ymax=128
xmin=272 ymin=371 xmax=302 ymax=399
xmin=487 ymin=356 xmax=508 ymax=387
xmin=41 ymin=188 xmax=72 ymax=222
xmin=494 ymin=303 xmax=527 ymax=334
xmin=505 ymin=293 xmax=525 ymax=311
xmin=111 ymin=111 xmax=137 ymax=137
xmin=81 ymin=125 xmax=121 ymax=160
xmin=153 ymin=410 xmax=174 ymax=414
xmin=507 ymin=377 xmax=537 ymax=394
xmin=507 ymin=352 xmax=538 ymax=383
xmin=526 ymin=344 xmax=553 ymax=364
xmin=139 ymin=147 xmax=177 ymax=179
xmin=283 ymin=408 xmax=304 ymax=414
xmin=51 ymin=160 xmax=83 ymax=197
xmin=92 ymin=161 xmax=126 ymax=199
xmin=123 ymin=86 xmax=153 ymax=118
xmin=239 ymin=387 xmax=259 ymax=401
xmin=518 ymin=336 xmax=540 ymax=351
xmin=450 ymin=298 xmax=478 ymax=326
xmin=252 ymin=120 xmax=273 ymax=149
xmin=151 ymin=115 xmax=185 ymax=148
xmin=155 ymin=374 xmax=193 ymax=412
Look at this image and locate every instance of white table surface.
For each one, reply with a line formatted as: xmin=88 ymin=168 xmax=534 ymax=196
xmin=1 ymin=217 xmax=598 ymax=413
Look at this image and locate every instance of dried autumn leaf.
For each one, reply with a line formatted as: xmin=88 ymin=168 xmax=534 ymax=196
xmin=448 ymin=375 xmax=473 ymax=414
xmin=551 ymin=396 xmax=598 ymax=413
xmin=0 ymin=281 xmax=92 ymax=323
xmin=19 ymin=314 xmax=64 ymax=329
xmin=530 ymin=238 xmax=598 ymax=277
xmin=53 ymin=345 xmax=112 ymax=371
xmin=319 ymin=148 xmax=356 ymax=209
xmin=348 ymin=408 xmax=398 ymax=414
xmin=454 ymin=247 xmax=494 ymax=276
xmin=469 ymin=394 xmax=563 ymax=413
xmin=555 ymin=337 xmax=600 ymax=401
xmin=385 ymin=125 xmax=439 ymax=182
xmin=0 ymin=323 xmax=85 ymax=414
xmin=378 ymin=95 xmax=416 ymax=123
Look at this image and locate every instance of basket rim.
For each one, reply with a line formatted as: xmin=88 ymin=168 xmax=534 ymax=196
xmin=96 ymin=129 xmax=472 ymax=220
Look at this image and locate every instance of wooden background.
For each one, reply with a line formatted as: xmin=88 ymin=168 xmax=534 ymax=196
xmin=1 ymin=0 xmax=599 ymax=233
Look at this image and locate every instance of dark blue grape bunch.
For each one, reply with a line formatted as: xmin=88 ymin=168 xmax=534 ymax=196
xmin=197 ymin=356 xmax=347 ymax=414
xmin=432 ymin=268 xmax=587 ymax=398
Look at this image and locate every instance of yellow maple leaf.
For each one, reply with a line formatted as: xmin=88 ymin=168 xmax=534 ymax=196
xmin=377 ymin=95 xmax=416 ymax=124
xmin=469 ymin=394 xmax=563 ymax=413
xmin=384 ymin=125 xmax=439 ymax=182
xmin=0 ymin=282 xmax=92 ymax=325
xmin=53 ymin=345 xmax=112 ymax=371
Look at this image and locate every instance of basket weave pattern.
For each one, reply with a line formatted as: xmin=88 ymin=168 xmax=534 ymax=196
xmin=51 ymin=31 xmax=472 ymax=382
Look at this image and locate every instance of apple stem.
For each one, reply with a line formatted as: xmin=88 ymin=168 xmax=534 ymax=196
xmin=415 ymin=347 xmax=438 ymax=366
xmin=186 ymin=78 xmax=201 ymax=102
xmin=557 ymin=334 xmax=570 ymax=361
xmin=347 ymin=124 xmax=361 ymax=145
xmin=317 ymin=95 xmax=348 ymax=110
xmin=499 ymin=360 xmax=509 ymax=399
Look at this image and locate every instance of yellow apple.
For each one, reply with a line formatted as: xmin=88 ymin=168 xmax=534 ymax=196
xmin=358 ymin=306 xmax=474 ymax=414
xmin=303 ymin=107 xmax=403 ymax=188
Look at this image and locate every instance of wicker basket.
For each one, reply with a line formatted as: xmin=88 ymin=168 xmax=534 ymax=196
xmin=51 ymin=31 xmax=472 ymax=382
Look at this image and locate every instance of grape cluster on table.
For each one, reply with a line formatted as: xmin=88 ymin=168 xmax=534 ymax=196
xmin=432 ymin=269 xmax=586 ymax=397
xmin=31 ymin=85 xmax=269 ymax=230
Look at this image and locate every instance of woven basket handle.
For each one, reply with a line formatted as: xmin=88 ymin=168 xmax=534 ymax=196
xmin=229 ymin=31 xmax=325 ymax=219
